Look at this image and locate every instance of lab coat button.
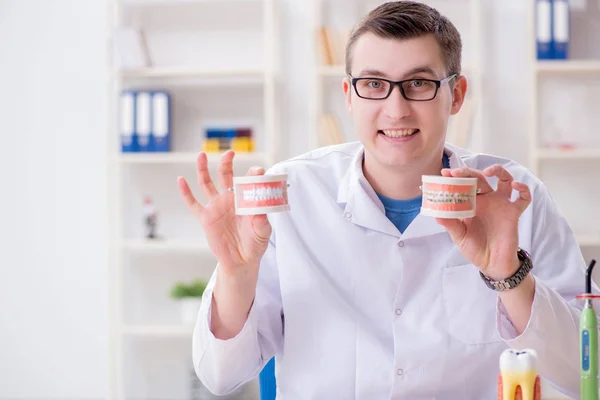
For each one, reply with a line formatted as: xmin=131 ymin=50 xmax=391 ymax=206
xmin=397 ymin=241 xmax=404 ymax=247
xmin=397 ymin=368 xmax=404 ymax=376
xmin=395 ymin=308 xmax=402 ymax=316
xmin=344 ymin=212 xmax=352 ymax=220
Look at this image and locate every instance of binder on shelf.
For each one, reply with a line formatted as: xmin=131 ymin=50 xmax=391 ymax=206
xmin=136 ymin=91 xmax=153 ymax=152
xmin=120 ymin=90 xmax=138 ymax=153
xmin=151 ymin=91 xmax=171 ymax=152
xmin=552 ymin=0 xmax=570 ymax=59
xmin=536 ymin=0 xmax=553 ymax=60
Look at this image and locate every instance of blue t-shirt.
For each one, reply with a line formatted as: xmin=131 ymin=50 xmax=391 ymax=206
xmin=376 ymin=153 xmax=450 ymax=234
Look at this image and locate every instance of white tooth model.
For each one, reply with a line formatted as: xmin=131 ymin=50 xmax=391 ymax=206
xmin=498 ymin=349 xmax=541 ymax=400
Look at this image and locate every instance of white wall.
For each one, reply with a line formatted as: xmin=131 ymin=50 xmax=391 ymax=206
xmin=0 ymin=0 xmax=110 ymax=398
xmin=0 ymin=0 xmax=591 ymax=398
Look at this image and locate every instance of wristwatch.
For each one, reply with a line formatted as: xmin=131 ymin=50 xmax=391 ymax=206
xmin=480 ymin=248 xmax=533 ymax=291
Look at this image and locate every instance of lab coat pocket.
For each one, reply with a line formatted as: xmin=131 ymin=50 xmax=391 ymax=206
xmin=442 ymin=263 xmax=502 ymax=345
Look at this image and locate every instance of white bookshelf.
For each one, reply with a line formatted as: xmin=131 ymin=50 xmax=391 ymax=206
xmin=535 ymin=148 xmax=600 ymax=160
xmin=118 ymin=151 xmax=268 ymax=164
xmin=309 ymin=0 xmax=486 ymax=153
xmin=122 ymin=324 xmax=195 ymax=337
xmin=536 ymin=59 xmax=600 ymax=73
xmin=107 ymin=0 xmax=279 ymax=398
xmin=577 ymin=234 xmax=600 ymax=248
xmin=120 ymin=238 xmax=212 ymax=253
xmin=119 ymin=67 xmax=266 ymax=79
xmin=527 ymin=2 xmax=600 ymax=253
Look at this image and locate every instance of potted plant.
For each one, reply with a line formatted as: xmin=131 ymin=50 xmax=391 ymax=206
xmin=169 ymin=279 xmax=208 ymax=325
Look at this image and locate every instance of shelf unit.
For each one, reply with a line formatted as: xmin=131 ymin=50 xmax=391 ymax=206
xmin=118 ymin=151 xmax=268 ymax=164
xmin=527 ymin=1 xmax=600 ymax=253
xmin=309 ymin=0 xmax=486 ymax=153
xmin=107 ymin=0 xmax=279 ymax=398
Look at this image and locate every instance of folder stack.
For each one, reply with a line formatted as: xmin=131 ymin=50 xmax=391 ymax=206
xmin=119 ymin=90 xmax=171 ymax=153
xmin=536 ymin=0 xmax=570 ymax=60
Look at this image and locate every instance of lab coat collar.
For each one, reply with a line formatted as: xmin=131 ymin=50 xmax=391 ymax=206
xmin=336 ymin=143 xmax=469 ymax=239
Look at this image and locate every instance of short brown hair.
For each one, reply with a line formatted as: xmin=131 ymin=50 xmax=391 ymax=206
xmin=345 ymin=1 xmax=462 ymax=77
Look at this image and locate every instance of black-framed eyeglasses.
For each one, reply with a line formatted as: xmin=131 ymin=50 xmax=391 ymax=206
xmin=349 ymin=74 xmax=457 ymax=101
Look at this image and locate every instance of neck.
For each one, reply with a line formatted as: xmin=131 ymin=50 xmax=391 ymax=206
xmin=363 ymin=151 xmax=446 ymax=200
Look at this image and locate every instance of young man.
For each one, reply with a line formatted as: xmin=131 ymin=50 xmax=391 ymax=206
xmin=178 ymin=1 xmax=590 ymax=399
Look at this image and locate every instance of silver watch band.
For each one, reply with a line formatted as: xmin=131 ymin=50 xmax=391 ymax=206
xmin=479 ymin=248 xmax=533 ymax=291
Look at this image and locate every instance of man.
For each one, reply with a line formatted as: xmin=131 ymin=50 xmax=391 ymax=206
xmin=177 ymin=1 xmax=591 ymax=399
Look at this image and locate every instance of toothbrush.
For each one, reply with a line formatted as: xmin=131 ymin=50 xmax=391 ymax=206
xmin=580 ymin=259 xmax=598 ymax=400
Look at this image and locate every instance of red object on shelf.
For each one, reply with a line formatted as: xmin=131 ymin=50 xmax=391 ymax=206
xmin=558 ymin=143 xmax=576 ymax=150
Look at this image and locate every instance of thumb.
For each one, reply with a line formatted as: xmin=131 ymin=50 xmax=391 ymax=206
xmin=246 ymin=166 xmax=265 ymax=177
xmin=435 ymin=218 xmax=466 ymax=243
xmin=252 ymin=214 xmax=272 ymax=242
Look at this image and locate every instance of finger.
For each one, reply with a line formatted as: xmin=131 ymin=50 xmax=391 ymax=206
xmin=196 ymin=152 xmax=219 ymax=201
xmin=483 ymin=164 xmax=514 ymax=198
xmin=441 ymin=168 xmax=453 ymax=177
xmin=177 ymin=176 xmax=204 ymax=218
xmin=445 ymin=167 xmax=494 ymax=194
xmin=512 ymin=181 xmax=532 ymax=214
xmin=435 ymin=218 xmax=467 ymax=244
xmin=217 ymin=150 xmax=235 ymax=194
xmin=246 ymin=165 xmax=265 ymax=177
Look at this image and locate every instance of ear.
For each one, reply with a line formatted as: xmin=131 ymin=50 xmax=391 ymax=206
xmin=450 ymin=75 xmax=468 ymax=115
xmin=343 ymin=78 xmax=352 ymax=114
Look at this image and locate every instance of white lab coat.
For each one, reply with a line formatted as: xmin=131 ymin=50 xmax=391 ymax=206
xmin=193 ymin=141 xmax=592 ymax=400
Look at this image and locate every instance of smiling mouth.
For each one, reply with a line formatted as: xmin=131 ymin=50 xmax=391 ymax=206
xmin=378 ymin=129 xmax=420 ymax=138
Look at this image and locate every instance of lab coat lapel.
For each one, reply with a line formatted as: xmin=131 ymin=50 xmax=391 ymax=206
xmin=337 ymin=147 xmax=401 ymax=237
xmin=336 ymin=144 xmax=471 ymax=239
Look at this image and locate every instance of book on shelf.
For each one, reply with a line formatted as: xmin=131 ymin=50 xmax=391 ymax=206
xmin=318 ymin=114 xmax=344 ymax=146
xmin=317 ymin=26 xmax=351 ymax=66
xmin=113 ymin=27 xmax=152 ymax=69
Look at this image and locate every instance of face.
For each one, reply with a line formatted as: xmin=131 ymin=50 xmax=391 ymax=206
xmin=343 ymin=32 xmax=467 ymax=169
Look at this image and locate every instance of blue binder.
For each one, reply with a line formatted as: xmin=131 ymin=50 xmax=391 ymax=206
xmin=552 ymin=0 xmax=569 ymax=59
xmin=536 ymin=0 xmax=554 ymax=60
xmin=120 ymin=90 xmax=138 ymax=152
xmin=151 ymin=91 xmax=171 ymax=152
xmin=136 ymin=91 xmax=154 ymax=152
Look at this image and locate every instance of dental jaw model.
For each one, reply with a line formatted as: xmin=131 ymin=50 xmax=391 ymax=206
xmin=498 ymin=349 xmax=541 ymax=400
xmin=232 ymin=174 xmax=290 ymax=215
xmin=420 ymin=176 xmax=478 ymax=219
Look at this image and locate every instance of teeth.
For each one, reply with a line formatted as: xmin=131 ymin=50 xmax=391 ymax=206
xmin=242 ymin=187 xmax=283 ymax=201
xmin=424 ymin=191 xmax=468 ymax=204
xmin=499 ymin=349 xmax=540 ymax=400
xmin=382 ymin=129 xmax=418 ymax=137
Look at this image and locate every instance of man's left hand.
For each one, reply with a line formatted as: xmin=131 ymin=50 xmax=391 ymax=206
xmin=436 ymin=165 xmax=532 ymax=280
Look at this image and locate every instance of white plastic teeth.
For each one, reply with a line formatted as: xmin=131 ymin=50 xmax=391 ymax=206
xmin=242 ymin=187 xmax=284 ymax=201
xmin=424 ymin=191 xmax=469 ymax=204
xmin=382 ymin=129 xmax=418 ymax=137
xmin=499 ymin=349 xmax=538 ymax=399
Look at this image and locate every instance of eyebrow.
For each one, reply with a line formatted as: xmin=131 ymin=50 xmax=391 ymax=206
xmin=356 ymin=66 xmax=439 ymax=79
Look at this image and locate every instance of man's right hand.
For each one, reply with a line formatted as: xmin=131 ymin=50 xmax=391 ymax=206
xmin=177 ymin=150 xmax=272 ymax=339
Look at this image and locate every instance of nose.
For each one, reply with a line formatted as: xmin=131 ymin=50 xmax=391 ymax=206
xmin=382 ymin=84 xmax=412 ymax=120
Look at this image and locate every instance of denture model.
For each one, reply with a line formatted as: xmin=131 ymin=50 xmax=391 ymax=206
xmin=498 ymin=348 xmax=542 ymax=400
xmin=420 ymin=175 xmax=477 ymax=219
xmin=232 ymin=174 xmax=290 ymax=215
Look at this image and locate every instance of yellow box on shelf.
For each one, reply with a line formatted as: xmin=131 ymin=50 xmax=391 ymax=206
xmin=231 ymin=137 xmax=255 ymax=152
xmin=202 ymin=138 xmax=221 ymax=153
